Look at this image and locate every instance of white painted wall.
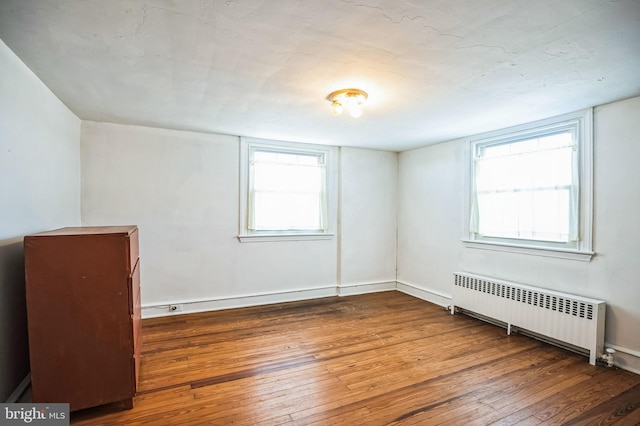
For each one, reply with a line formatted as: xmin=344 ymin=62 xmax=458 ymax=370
xmin=398 ymin=95 xmax=640 ymax=372
xmin=397 ymin=140 xmax=464 ymax=306
xmin=81 ymin=122 xmax=336 ymax=308
xmin=81 ymin=123 xmax=397 ymax=315
xmin=81 ymin=122 xmax=241 ymax=305
xmin=0 ymin=40 xmax=81 ymax=240
xmin=0 ymin=39 xmax=80 ymax=401
xmin=340 ymin=148 xmax=398 ymax=294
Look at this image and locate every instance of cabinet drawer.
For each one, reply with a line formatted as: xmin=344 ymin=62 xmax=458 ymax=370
xmin=132 ymin=286 xmax=142 ymax=388
xmin=129 ymin=259 xmax=141 ymax=316
xmin=132 ymin=287 xmax=141 ymax=346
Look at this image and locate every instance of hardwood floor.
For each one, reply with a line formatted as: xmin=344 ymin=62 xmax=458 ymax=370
xmin=71 ymin=291 xmax=640 ymax=425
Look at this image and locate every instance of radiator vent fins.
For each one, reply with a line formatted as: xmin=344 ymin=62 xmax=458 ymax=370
xmin=452 ymin=272 xmax=605 ymax=365
xmin=454 ymin=274 xmax=594 ymax=320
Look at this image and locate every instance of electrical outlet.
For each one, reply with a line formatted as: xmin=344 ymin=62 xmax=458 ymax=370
xmin=168 ymin=304 xmax=182 ymax=312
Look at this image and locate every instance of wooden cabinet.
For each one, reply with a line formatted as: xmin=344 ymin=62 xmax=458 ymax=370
xmin=24 ymin=226 xmax=141 ymax=412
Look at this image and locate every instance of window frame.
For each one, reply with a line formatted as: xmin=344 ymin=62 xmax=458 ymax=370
xmin=238 ymin=137 xmax=337 ymax=243
xmin=462 ymin=109 xmax=594 ymax=261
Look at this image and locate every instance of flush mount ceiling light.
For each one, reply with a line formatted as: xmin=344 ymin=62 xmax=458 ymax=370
xmin=327 ymin=88 xmax=368 ymax=118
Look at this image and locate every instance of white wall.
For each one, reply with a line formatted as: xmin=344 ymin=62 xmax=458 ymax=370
xmin=340 ymin=148 xmax=398 ymax=294
xmin=397 ymin=140 xmax=463 ymax=306
xmin=81 ymin=122 xmax=242 ymax=306
xmin=398 ymin=95 xmax=640 ymax=373
xmin=0 ymin=39 xmax=80 ymax=401
xmin=81 ymin=122 xmax=398 ymax=315
xmin=0 ymin=41 xmax=81 ymax=240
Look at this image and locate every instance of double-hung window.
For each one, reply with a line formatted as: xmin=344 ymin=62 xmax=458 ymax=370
xmin=464 ymin=109 xmax=593 ymax=260
xmin=239 ymin=137 xmax=336 ymax=242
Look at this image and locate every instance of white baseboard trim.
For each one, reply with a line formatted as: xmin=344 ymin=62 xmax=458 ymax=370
xmin=142 ymin=286 xmax=339 ymax=318
xmin=338 ymin=281 xmax=397 ymax=296
xmin=604 ymin=343 xmax=640 ymax=375
xmin=6 ymin=373 xmax=30 ymax=403
xmin=143 ymin=282 xmax=449 ymax=318
xmin=396 ymin=281 xmax=452 ymax=308
xmin=142 ymin=282 xmax=401 ymax=318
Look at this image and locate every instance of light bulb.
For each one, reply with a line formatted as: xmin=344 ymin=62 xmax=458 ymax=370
xmin=327 ymin=88 xmax=368 ymax=118
xmin=331 ymin=101 xmax=343 ymax=115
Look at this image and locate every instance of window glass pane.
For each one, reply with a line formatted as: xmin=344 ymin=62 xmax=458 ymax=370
xmin=254 ymin=192 xmax=321 ymax=230
xmin=254 ymin=151 xmax=321 ymax=166
xmin=254 ymin=162 xmax=323 ymax=192
xmin=476 ymin=147 xmax=572 ymax=191
xmin=250 ymin=149 xmax=326 ymax=232
xmin=474 ymin=131 xmax=575 ymax=243
xmin=482 ymin=132 xmax=572 ymax=158
xmin=477 ymin=189 xmax=570 ymax=241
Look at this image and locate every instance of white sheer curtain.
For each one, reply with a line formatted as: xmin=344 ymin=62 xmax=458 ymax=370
xmin=470 ymin=132 xmax=579 ymax=242
xmin=248 ymin=149 xmax=327 ymax=231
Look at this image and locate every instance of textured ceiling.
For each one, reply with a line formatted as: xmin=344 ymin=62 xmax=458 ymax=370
xmin=1 ymin=0 xmax=639 ymax=151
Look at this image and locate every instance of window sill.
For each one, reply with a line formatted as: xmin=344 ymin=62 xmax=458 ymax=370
xmin=238 ymin=233 xmax=335 ymax=243
xmin=461 ymin=239 xmax=594 ymax=262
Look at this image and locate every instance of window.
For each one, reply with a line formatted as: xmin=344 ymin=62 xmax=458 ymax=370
xmin=239 ymin=137 xmax=336 ymax=242
xmin=464 ymin=109 xmax=593 ymax=260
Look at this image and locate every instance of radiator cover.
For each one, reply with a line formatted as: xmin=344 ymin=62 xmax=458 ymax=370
xmin=452 ymin=272 xmax=605 ymax=365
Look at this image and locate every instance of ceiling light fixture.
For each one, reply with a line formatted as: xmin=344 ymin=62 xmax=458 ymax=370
xmin=327 ymin=88 xmax=368 ymax=118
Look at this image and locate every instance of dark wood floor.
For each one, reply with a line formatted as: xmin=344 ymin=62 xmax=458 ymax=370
xmin=71 ymin=291 xmax=640 ymax=425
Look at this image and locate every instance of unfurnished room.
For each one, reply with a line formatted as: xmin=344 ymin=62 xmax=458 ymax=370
xmin=1 ymin=1 xmax=640 ymax=425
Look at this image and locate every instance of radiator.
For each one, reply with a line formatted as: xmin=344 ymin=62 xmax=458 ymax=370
xmin=451 ymin=272 xmax=605 ymax=365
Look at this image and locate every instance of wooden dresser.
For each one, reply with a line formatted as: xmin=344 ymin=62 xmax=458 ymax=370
xmin=24 ymin=226 xmax=141 ymax=411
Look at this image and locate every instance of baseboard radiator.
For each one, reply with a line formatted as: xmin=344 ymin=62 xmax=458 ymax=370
xmin=451 ymin=272 xmax=605 ymax=365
